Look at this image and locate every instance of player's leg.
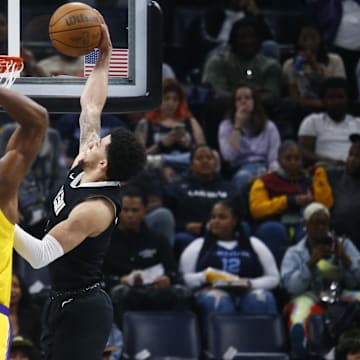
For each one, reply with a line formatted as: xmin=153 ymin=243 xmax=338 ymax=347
xmin=51 ymin=288 xmax=113 ymax=360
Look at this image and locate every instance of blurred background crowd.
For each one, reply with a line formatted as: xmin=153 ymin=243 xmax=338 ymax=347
xmin=3 ymin=0 xmax=360 ymax=359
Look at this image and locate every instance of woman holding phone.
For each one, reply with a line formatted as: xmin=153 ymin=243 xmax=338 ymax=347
xmin=281 ymin=202 xmax=360 ymax=359
xmin=135 ymin=78 xmax=206 ymax=182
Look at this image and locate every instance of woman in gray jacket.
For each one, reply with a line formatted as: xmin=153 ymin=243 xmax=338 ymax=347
xmin=281 ymin=202 xmax=360 ymax=359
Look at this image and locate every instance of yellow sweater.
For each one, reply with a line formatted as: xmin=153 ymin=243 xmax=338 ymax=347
xmin=249 ymin=166 xmax=334 ymax=221
xmin=0 ymin=210 xmax=14 ymax=307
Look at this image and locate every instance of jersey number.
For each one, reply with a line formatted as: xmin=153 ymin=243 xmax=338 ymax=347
xmin=221 ymin=258 xmax=241 ymax=274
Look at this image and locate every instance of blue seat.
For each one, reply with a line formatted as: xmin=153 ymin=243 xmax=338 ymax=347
xmin=206 ymin=313 xmax=289 ymax=360
xmin=122 ymin=311 xmax=201 ymax=359
xmin=254 ymin=221 xmax=290 ymax=266
xmin=229 ymin=355 xmax=289 ymax=359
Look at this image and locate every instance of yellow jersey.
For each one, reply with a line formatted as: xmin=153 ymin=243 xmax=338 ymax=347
xmin=0 ymin=209 xmax=14 ymax=307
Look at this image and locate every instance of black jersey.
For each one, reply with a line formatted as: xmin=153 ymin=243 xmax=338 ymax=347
xmin=45 ymin=165 xmax=122 ymax=291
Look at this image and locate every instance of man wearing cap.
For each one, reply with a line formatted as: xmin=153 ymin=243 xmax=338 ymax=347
xmin=327 ymin=133 xmax=360 ymax=249
xmin=280 ymin=202 xmax=360 ymax=359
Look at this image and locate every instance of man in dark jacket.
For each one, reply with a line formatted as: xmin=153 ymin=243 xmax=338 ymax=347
xmin=103 ymin=186 xmax=191 ymax=328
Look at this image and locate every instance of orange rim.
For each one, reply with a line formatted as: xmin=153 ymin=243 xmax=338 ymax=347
xmin=0 ymin=56 xmax=24 ymax=73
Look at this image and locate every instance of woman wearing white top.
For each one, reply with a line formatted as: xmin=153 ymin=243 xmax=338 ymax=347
xmin=179 ymin=199 xmax=280 ymax=332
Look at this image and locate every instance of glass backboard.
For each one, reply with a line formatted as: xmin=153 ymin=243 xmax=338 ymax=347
xmin=2 ymin=0 xmax=162 ymax=113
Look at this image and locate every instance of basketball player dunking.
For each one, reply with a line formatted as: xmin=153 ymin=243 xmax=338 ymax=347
xmin=0 ymin=87 xmax=48 ymax=359
xmin=13 ymin=18 xmax=146 ymax=360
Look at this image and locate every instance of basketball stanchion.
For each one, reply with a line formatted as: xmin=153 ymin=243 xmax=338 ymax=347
xmin=0 ymin=56 xmax=24 ymax=88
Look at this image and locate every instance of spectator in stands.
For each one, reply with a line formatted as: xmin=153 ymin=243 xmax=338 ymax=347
xmin=327 ymin=133 xmax=360 ymax=250
xmin=281 ymin=202 xmax=360 ymax=359
xmin=10 ymin=273 xmax=42 ymax=350
xmin=306 ymin=0 xmax=360 ymax=99
xmin=202 ymin=17 xmax=282 ymax=106
xmin=36 ymin=52 xmax=84 ymax=77
xmin=184 ymin=0 xmax=277 ymax=75
xmin=0 ymin=14 xmax=46 ymax=77
xmin=298 ymin=77 xmax=360 ymax=168
xmin=135 ymin=78 xmax=206 ymax=182
xmin=249 ymin=140 xmax=334 ymax=243
xmin=20 ymin=47 xmax=47 ymax=77
xmin=129 ymin=171 xmax=175 ymax=246
xmin=10 ymin=336 xmax=41 ymax=360
xmin=336 ymin=328 xmax=360 ymax=360
xmin=163 ymin=144 xmax=237 ymax=255
xmin=283 ymin=23 xmax=346 ymax=110
xmin=103 ymin=186 xmax=191 ymax=329
xmin=218 ymin=83 xmax=281 ymax=193
xmin=179 ymin=199 xmax=279 ymax=333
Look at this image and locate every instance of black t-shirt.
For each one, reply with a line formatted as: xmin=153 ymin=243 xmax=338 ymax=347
xmin=103 ymin=223 xmax=179 ymax=285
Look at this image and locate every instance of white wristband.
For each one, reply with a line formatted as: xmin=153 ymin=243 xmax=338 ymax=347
xmin=14 ymin=225 xmax=64 ymax=269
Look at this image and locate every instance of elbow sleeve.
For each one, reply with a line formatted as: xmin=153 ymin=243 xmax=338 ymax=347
xmin=14 ymin=225 xmax=64 ymax=269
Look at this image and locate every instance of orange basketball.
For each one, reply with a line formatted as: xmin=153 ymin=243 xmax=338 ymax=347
xmin=49 ymin=2 xmax=101 ymax=57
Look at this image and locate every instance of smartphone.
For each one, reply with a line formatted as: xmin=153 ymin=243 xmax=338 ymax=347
xmin=319 ymin=235 xmax=333 ymax=246
xmin=173 ymin=123 xmax=185 ymax=132
xmin=319 ymin=234 xmax=336 ymax=255
xmin=173 ymin=124 xmax=186 ymax=138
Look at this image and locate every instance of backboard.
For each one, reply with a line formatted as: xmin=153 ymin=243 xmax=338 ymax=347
xmin=2 ymin=0 xmax=162 ymax=113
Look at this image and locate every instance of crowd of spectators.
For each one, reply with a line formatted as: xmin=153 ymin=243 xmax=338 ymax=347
xmin=3 ymin=0 xmax=360 ymax=359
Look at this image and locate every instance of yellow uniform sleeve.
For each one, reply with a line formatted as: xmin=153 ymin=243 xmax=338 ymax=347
xmin=0 ymin=210 xmax=14 ymax=307
xmin=312 ymin=166 xmax=334 ymax=209
xmin=249 ymin=178 xmax=288 ymax=220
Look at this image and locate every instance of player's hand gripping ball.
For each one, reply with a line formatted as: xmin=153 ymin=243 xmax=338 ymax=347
xmin=49 ymin=2 xmax=102 ymax=57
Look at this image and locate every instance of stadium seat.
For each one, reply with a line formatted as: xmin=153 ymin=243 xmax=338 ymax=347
xmin=218 ymin=354 xmax=289 ymax=360
xmin=206 ymin=313 xmax=289 ymax=360
xmin=122 ymin=311 xmax=201 ymax=360
xmin=254 ymin=221 xmax=290 ymax=266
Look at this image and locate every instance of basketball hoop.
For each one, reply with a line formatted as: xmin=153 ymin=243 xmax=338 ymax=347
xmin=0 ymin=56 xmax=24 ymax=88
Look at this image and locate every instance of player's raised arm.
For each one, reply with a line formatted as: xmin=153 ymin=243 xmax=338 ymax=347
xmin=0 ymin=87 xmax=48 ymax=192
xmin=74 ymin=19 xmax=112 ymax=166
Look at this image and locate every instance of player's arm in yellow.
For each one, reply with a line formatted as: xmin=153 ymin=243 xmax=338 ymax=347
xmin=0 ymin=87 xmax=48 ymax=221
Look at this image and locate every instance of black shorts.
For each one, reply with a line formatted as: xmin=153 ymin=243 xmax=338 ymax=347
xmin=41 ymin=284 xmax=113 ymax=360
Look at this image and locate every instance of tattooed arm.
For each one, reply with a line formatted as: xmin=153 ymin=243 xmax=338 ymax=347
xmin=72 ymin=18 xmax=112 ymax=168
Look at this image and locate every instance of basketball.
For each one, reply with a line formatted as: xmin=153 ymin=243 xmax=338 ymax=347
xmin=49 ymin=2 xmax=102 ymax=57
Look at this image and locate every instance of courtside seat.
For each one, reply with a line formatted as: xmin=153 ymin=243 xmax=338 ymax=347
xmin=206 ymin=313 xmax=289 ymax=360
xmin=122 ymin=311 xmax=201 ymax=360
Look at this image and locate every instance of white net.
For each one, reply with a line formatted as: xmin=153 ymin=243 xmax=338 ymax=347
xmin=0 ymin=57 xmax=24 ymax=88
